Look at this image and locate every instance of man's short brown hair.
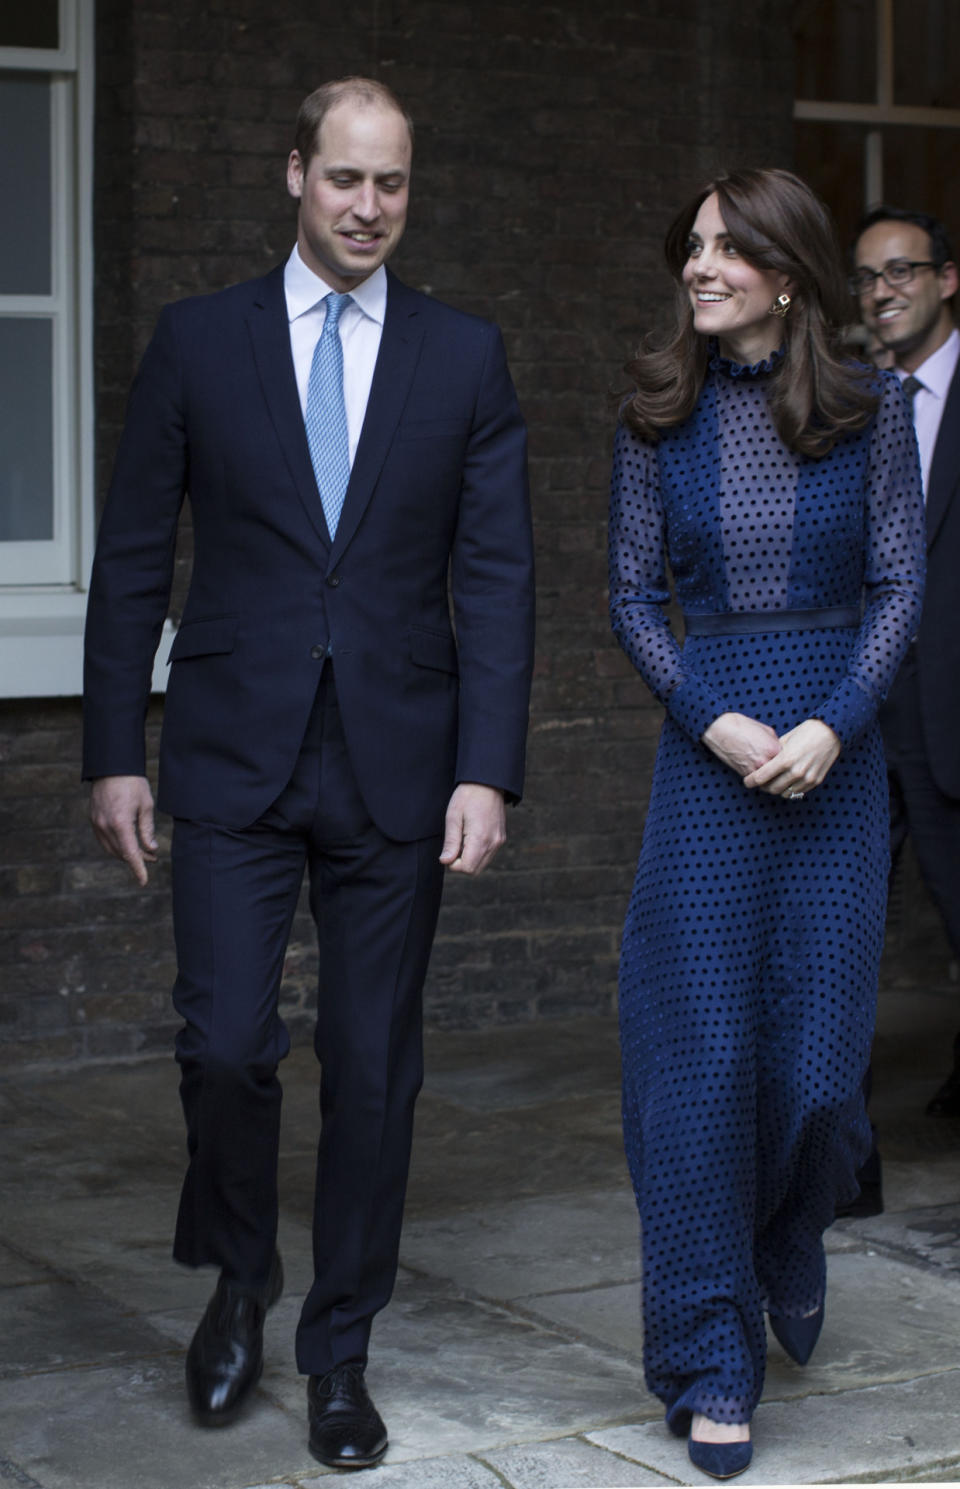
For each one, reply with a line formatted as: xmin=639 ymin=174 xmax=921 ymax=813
xmin=293 ymin=77 xmax=414 ymax=170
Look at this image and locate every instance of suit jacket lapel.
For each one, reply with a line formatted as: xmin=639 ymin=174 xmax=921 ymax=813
xmin=926 ymin=358 xmax=960 ymax=549
xmin=329 ymin=271 xmax=425 ymax=567
xmin=246 ymin=265 xmax=332 ymax=549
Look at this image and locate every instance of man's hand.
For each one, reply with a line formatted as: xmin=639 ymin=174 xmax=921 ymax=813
xmin=439 ymin=783 xmax=506 ymax=875
xmin=702 ymin=712 xmax=783 ymax=779
xmin=743 ymin=719 xmax=841 ymax=797
xmin=89 ymin=775 xmax=158 ymax=886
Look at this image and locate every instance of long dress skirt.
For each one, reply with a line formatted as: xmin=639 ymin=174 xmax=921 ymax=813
xmin=618 ymin=625 xmax=887 ymax=1429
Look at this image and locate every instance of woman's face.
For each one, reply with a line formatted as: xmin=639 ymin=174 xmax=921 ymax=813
xmin=681 ymin=192 xmax=793 ymax=365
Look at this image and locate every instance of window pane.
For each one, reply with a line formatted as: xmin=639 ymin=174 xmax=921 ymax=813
xmin=882 ymin=126 xmax=960 ymax=234
xmin=795 ymin=121 xmax=869 ymax=250
xmin=0 ymin=1 xmax=59 ymax=50
xmin=793 ymin=0 xmax=876 ymax=105
xmin=0 ymin=71 xmax=51 ymax=294
xmin=0 ymin=318 xmax=54 ymax=542
xmin=894 ymin=0 xmax=960 ymax=107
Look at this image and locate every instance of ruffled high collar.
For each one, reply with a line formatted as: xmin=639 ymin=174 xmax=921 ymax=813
xmin=708 ymin=339 xmax=786 ymax=379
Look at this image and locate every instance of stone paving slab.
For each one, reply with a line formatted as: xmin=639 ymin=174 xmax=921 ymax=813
xmin=0 ymin=1191 xmax=207 ymax=1313
xmin=400 ymin=1187 xmax=642 ymax=1298
xmin=421 ymin=1017 xmax=624 ymax=1114
xmin=404 ymin=1095 xmax=630 ymax=1223
xmin=850 ymin=1201 xmax=960 ymax=1276
xmin=14 ymin=1059 xmax=176 ymax=1130
xmin=0 ymin=1280 xmax=176 ymax=1377
xmin=301 ymin=1454 xmax=504 ymax=1488
xmin=0 ymin=1067 xmax=183 ymax=1206
xmin=1 ymin=1197 xmax=317 ymax=1322
xmin=519 ymin=1278 xmax=643 ymax=1359
xmin=0 ymin=1148 xmax=173 ymax=1209
xmin=880 ymin=1157 xmax=960 ymax=1214
xmin=821 ymin=1225 xmax=866 ymax=1255
xmin=0 ymin=1360 xmax=314 ymax=1489
xmin=0 ymin=1243 xmax=54 ymax=1287
xmin=479 ymin=1433 xmax=678 ymax=1486
xmin=588 ymin=1369 xmax=960 ymax=1485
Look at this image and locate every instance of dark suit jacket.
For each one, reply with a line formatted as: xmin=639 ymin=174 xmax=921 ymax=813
xmin=914 ymin=353 xmax=960 ymax=799
xmin=83 ymin=266 xmax=535 ymax=839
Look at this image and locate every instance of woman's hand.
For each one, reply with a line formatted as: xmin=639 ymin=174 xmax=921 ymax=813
xmin=702 ymin=713 xmax=783 ymax=778
xmin=743 ymin=719 xmax=841 ymax=797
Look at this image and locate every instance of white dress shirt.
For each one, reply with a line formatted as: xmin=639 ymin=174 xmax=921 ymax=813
xmin=284 ymin=244 xmax=387 ymax=465
xmin=898 ymin=327 xmax=960 ymax=497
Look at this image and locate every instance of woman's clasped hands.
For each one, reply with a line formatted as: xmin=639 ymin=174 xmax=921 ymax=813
xmin=702 ymin=712 xmax=841 ymax=797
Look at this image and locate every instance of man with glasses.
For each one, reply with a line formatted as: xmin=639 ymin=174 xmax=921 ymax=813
xmin=851 ymin=207 xmax=960 ymax=1129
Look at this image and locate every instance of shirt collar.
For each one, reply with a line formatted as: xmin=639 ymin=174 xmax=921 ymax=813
xmin=283 ymin=243 xmax=387 ymax=326
xmin=898 ymin=327 xmax=960 ymax=401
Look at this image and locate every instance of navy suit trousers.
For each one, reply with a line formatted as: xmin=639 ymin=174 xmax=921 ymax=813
xmin=169 ymin=668 xmax=445 ymax=1373
xmin=882 ymin=649 xmax=960 ymax=961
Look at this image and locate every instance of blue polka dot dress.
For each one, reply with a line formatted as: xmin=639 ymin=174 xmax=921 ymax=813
xmin=608 ymin=350 xmax=925 ymax=1431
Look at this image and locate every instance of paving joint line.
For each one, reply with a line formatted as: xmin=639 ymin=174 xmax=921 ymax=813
xmin=470 ymin=1450 xmax=516 ymax=1487
xmin=0 ymin=1458 xmax=47 ymax=1489
xmin=573 ymin=1426 xmax=689 ymax=1482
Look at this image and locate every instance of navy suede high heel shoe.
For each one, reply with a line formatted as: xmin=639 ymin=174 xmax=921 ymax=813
xmin=769 ymin=1301 xmax=824 ymax=1365
xmin=688 ymin=1435 xmax=753 ymax=1479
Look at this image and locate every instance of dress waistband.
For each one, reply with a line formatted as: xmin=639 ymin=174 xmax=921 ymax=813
xmin=683 ymin=606 xmax=861 ymax=636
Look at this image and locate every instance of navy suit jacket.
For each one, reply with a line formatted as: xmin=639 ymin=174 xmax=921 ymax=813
xmin=83 ymin=266 xmax=535 ymax=839
xmin=914 ymin=353 xmax=960 ymax=799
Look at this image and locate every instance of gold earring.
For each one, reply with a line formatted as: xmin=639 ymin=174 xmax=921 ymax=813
xmin=769 ymin=293 xmax=792 ymax=318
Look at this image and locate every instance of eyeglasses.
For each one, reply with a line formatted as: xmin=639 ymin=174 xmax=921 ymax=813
xmin=849 ymin=259 xmax=938 ymax=296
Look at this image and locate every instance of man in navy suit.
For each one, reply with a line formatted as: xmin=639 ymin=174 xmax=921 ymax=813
xmin=83 ymin=77 xmax=534 ymax=1469
xmin=852 ymin=208 xmax=960 ymax=1129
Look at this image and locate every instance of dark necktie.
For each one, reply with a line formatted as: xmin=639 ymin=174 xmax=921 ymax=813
xmin=901 ymin=375 xmax=928 ymax=532
xmin=901 ymin=374 xmax=923 ymax=419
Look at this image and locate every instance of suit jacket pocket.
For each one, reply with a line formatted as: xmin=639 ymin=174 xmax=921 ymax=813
xmin=409 ymin=625 xmax=459 ymax=675
xmin=168 ymin=616 xmax=239 ymax=662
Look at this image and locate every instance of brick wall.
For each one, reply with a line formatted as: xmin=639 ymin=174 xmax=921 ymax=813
xmin=2 ymin=0 xmax=812 ymax=1065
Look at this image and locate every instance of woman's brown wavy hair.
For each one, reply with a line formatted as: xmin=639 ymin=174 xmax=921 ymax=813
xmin=623 ymin=168 xmax=878 ymax=457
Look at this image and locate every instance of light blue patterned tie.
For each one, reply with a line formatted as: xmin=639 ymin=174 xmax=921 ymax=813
xmin=305 ymin=292 xmax=353 ymax=539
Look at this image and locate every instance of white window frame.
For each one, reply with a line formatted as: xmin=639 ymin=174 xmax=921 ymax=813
xmin=0 ymin=0 xmax=171 ymax=696
xmin=794 ymin=0 xmax=960 ymax=206
xmin=0 ymin=72 xmax=78 ymax=588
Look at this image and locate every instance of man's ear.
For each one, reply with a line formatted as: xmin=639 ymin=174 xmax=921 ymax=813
xmin=938 ymin=260 xmax=959 ymax=304
xmin=286 ymin=150 xmax=304 ymax=202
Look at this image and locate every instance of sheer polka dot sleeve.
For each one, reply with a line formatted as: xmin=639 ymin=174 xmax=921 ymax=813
xmin=811 ymin=374 xmax=925 ymax=745
xmin=609 ymin=420 xmax=729 ymax=740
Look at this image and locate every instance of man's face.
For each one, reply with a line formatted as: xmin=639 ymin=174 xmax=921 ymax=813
xmin=854 ymin=220 xmax=956 ymax=369
xmin=286 ymin=100 xmax=411 ymax=292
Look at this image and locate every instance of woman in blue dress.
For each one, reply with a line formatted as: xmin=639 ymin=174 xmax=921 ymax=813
xmin=609 ymin=169 xmax=924 ymax=1479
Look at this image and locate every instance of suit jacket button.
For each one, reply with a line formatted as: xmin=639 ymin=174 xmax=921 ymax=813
xmin=327 ymin=574 xmax=341 ymax=587
xmin=310 ymin=644 xmax=325 ymax=660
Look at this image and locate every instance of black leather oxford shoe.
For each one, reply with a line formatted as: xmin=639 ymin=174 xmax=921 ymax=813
xmin=185 ymin=1251 xmax=283 ymax=1426
xmin=307 ymin=1363 xmax=388 ymax=1470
